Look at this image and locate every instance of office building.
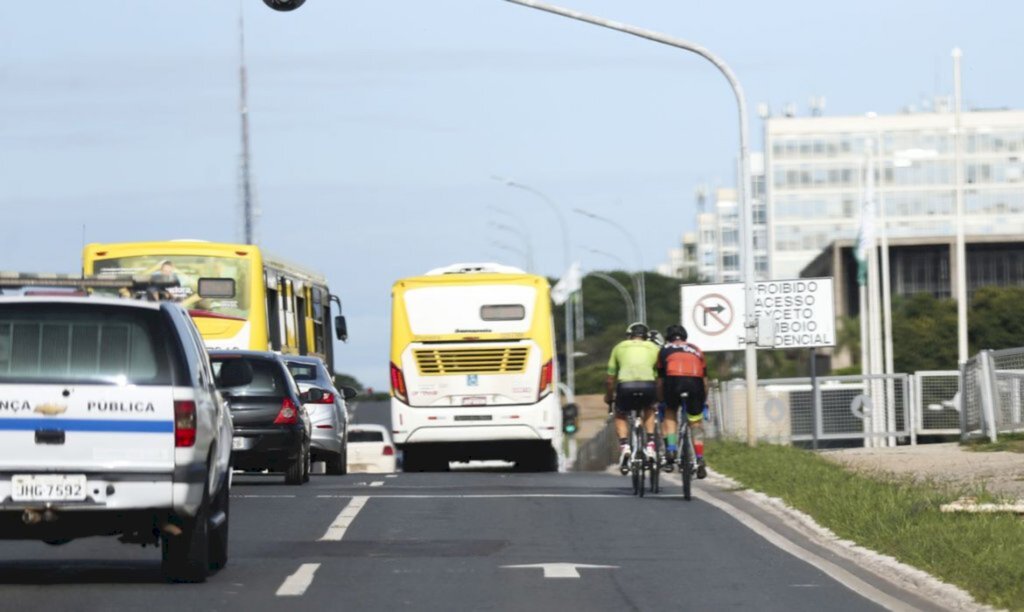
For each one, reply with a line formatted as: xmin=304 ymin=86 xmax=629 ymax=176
xmin=766 ymin=108 xmax=1024 ymax=279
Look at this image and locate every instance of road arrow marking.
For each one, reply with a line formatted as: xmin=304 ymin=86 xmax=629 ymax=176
xmin=502 ymin=563 xmax=618 ymax=579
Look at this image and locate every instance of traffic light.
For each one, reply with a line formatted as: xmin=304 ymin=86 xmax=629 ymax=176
xmin=562 ymin=403 xmax=579 ymax=435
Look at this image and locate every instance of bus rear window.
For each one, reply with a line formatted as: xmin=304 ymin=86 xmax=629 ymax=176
xmin=0 ymin=303 xmax=174 ymax=385
xmin=480 ymin=304 xmax=525 ymax=321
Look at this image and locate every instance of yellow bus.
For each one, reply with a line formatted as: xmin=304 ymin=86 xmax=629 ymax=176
xmin=389 ymin=263 xmax=561 ymax=472
xmin=82 ymin=240 xmax=346 ymax=366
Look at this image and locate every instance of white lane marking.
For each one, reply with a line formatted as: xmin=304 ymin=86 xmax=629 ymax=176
xmin=662 ymin=474 xmax=914 ymax=612
xmin=370 ymin=481 xmax=384 ymax=487
xmin=276 ymin=563 xmax=320 ymax=597
xmin=231 ymin=495 xmax=297 ymax=499
xmin=319 ymin=496 xmax=369 ymax=541
xmin=502 ymin=563 xmax=617 ymax=579
xmin=314 ymin=493 xmax=633 ymax=499
xmin=385 ymin=474 xmax=398 ymax=478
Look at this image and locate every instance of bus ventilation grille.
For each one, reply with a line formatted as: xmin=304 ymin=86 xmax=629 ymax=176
xmin=414 ymin=347 xmax=530 ymax=375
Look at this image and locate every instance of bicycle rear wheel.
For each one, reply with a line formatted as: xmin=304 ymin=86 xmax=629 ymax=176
xmin=649 ymin=421 xmax=661 ymax=494
xmin=631 ymin=423 xmax=643 ymax=496
xmin=681 ymin=425 xmax=692 ymax=501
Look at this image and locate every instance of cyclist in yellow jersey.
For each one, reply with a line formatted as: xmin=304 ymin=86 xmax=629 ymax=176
xmin=604 ymin=322 xmax=660 ymax=475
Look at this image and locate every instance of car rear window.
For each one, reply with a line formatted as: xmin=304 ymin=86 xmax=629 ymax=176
xmin=0 ymin=303 xmax=174 ymax=385
xmin=286 ymin=362 xmax=319 ymax=382
xmin=348 ymin=430 xmax=384 ymax=442
xmin=212 ymin=357 xmax=287 ymax=396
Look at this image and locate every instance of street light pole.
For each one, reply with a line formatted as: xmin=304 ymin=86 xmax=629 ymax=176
xmin=586 ymin=271 xmax=637 ymax=324
xmin=489 ymin=221 xmax=536 ymax=272
xmin=573 ymin=207 xmax=646 ymax=324
xmin=952 ymin=48 xmax=968 ymax=364
xmin=505 ymin=0 xmax=758 ymax=445
xmin=492 ymin=176 xmax=575 ymax=396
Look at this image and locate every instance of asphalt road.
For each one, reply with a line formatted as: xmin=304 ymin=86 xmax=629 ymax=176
xmin=0 ymin=464 xmax=952 ymax=611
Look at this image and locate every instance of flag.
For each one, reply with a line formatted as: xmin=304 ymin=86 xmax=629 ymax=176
xmin=855 ymin=156 xmax=876 ymax=286
xmin=551 ymin=262 xmax=582 ymax=305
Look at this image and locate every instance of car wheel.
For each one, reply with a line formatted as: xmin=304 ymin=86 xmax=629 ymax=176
xmin=325 ymin=450 xmax=345 ymax=475
xmin=162 ymin=474 xmax=212 ymax=583
xmin=302 ymin=443 xmax=312 ymax=483
xmin=284 ymin=447 xmax=304 ymax=485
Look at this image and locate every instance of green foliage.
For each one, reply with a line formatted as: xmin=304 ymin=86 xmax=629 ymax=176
xmin=709 ymin=440 xmax=1024 ymax=610
xmin=891 ymin=293 xmax=958 ymax=372
xmin=970 ymin=286 xmax=1024 ymax=352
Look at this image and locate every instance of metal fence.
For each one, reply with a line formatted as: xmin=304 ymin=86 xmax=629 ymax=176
xmin=713 ymin=374 xmax=913 ymax=446
xmin=960 ymin=347 xmax=1024 ymax=442
xmin=913 ymin=371 xmax=960 ymax=436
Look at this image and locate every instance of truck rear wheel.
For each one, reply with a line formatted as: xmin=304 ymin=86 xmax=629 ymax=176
xmin=208 ymin=479 xmax=230 ymax=572
xmin=162 ymin=483 xmax=211 ymax=583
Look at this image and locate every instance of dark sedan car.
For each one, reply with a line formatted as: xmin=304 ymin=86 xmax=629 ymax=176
xmin=210 ymin=350 xmax=317 ymax=485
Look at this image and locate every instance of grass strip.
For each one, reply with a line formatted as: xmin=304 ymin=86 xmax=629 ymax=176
xmin=707 ymin=440 xmax=1024 ymax=611
xmin=965 ymin=432 xmax=1024 ymax=454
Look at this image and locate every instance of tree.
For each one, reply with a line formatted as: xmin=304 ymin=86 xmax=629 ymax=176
xmin=969 ymin=286 xmax=1024 ymax=352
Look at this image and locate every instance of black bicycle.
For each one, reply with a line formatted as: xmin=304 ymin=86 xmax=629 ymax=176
xmin=676 ymin=392 xmax=698 ymax=501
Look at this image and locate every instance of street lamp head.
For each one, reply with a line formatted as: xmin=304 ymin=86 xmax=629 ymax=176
xmin=490 ymin=175 xmax=515 ymax=187
xmin=263 ymin=0 xmax=306 ymax=11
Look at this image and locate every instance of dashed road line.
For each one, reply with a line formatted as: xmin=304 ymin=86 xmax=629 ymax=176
xmin=231 ymin=494 xmax=297 ymax=499
xmin=370 ymin=481 xmax=384 ymax=487
xmin=276 ymin=563 xmax=320 ymax=597
xmin=313 ymin=493 xmax=639 ymax=499
xmin=319 ymin=495 xmax=369 ymax=541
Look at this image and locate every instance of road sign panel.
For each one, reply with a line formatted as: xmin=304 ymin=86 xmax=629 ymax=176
xmin=681 ymin=278 xmax=835 ymax=353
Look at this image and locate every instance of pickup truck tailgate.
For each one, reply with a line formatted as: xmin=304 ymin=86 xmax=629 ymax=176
xmin=0 ymin=385 xmax=175 ymax=472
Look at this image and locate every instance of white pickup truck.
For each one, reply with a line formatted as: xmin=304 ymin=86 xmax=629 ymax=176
xmin=0 ymin=296 xmax=237 ymax=582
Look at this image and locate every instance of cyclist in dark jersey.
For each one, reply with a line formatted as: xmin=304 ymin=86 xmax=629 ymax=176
xmin=656 ymin=324 xmax=708 ymax=478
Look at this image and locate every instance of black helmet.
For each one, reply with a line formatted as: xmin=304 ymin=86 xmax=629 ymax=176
xmin=666 ymin=324 xmax=687 ymax=341
xmin=626 ymin=322 xmax=649 ymax=338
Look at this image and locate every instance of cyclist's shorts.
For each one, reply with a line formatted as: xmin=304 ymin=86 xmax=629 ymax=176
xmin=615 ymin=381 xmax=657 ymax=416
xmin=663 ymin=376 xmax=705 ymax=422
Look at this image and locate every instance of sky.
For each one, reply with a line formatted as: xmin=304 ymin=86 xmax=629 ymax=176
xmin=1 ymin=1 xmax=1021 ymax=388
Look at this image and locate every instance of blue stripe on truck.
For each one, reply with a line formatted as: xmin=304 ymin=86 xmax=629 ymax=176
xmin=0 ymin=419 xmax=174 ymax=433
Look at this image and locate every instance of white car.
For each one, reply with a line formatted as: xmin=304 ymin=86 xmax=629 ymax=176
xmin=0 ymin=296 xmax=237 ymax=583
xmin=346 ymin=424 xmax=397 ymax=474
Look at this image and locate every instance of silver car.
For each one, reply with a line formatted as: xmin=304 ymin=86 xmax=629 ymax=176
xmin=284 ymin=356 xmax=356 ymax=475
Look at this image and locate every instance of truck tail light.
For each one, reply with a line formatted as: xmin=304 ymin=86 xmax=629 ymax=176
xmin=174 ymin=400 xmax=197 ymax=448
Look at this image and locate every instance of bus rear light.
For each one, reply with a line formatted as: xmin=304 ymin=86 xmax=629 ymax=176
xmin=538 ymin=359 xmax=553 ymax=399
xmin=390 ymin=362 xmax=408 ymax=403
xmin=174 ymin=400 xmax=197 ymax=448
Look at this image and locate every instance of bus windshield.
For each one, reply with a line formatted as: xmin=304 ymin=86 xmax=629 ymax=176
xmin=93 ymin=254 xmax=250 ymax=320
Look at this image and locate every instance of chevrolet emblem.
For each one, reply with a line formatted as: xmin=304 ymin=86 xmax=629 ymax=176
xmin=34 ymin=403 xmax=68 ymax=416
